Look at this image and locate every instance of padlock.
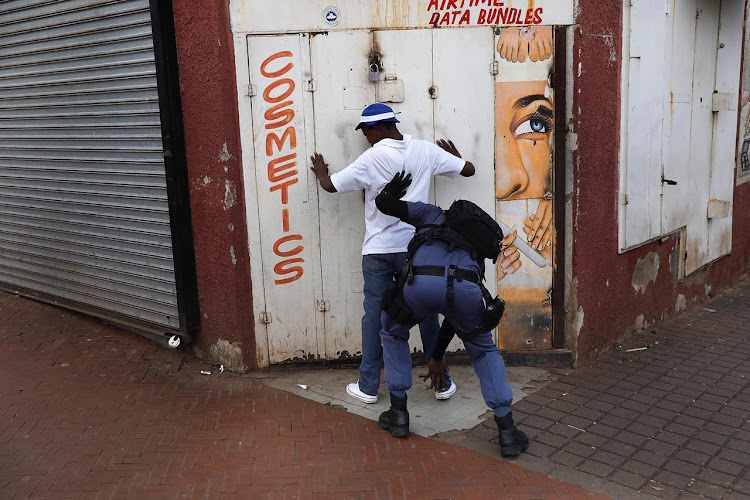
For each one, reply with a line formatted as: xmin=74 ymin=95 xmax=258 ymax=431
xmin=369 ymin=62 xmax=380 ymax=82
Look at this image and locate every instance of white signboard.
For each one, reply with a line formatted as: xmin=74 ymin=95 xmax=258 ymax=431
xmin=231 ymin=0 xmax=575 ymax=33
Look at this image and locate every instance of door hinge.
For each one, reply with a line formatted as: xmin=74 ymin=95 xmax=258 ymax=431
xmin=316 ymin=300 xmax=330 ymax=312
xmin=620 ymin=194 xmax=629 ymax=205
xmin=305 ymin=80 xmax=317 ymax=92
xmin=428 ymin=85 xmax=439 ymax=99
xmin=490 ymin=61 xmax=499 ymax=76
xmin=245 ymin=84 xmax=256 ymax=97
xmin=259 ymin=311 xmax=272 ymax=324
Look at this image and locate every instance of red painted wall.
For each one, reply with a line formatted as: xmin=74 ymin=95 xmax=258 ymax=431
xmin=171 ymin=0 xmax=257 ymax=370
xmin=572 ymin=0 xmax=750 ymax=363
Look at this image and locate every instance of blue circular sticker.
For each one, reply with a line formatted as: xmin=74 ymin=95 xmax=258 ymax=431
xmin=323 ymin=6 xmax=340 ymax=26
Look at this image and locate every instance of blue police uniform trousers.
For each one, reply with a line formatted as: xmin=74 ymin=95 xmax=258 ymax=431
xmin=360 ymin=253 xmax=451 ymax=397
xmin=379 ymin=273 xmax=513 ymax=414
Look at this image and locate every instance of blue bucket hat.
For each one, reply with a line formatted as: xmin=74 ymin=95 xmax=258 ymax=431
xmin=354 ymin=103 xmax=401 ymax=130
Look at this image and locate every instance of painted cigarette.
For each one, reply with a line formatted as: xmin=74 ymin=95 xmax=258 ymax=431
xmin=200 ymin=370 xmax=211 ymax=375
xmin=497 ymin=221 xmax=548 ymax=268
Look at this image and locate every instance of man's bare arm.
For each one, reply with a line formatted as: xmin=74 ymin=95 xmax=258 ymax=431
xmin=460 ymin=161 xmax=476 ymax=177
xmin=436 ymin=139 xmax=475 ymax=177
xmin=310 ymin=152 xmax=337 ymax=193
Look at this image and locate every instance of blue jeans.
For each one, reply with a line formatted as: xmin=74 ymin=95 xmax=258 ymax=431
xmin=380 ymin=274 xmax=513 ymax=413
xmin=359 ymin=253 xmax=448 ymax=396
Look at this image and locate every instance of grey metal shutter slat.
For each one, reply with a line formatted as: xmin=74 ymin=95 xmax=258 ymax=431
xmin=0 ymin=77 xmax=157 ymax=100
xmin=0 ymin=13 xmax=152 ymax=53
xmin=0 ymin=0 xmax=180 ymax=329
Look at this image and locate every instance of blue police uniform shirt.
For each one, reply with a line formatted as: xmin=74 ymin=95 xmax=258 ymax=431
xmin=404 ymin=201 xmax=484 ymax=278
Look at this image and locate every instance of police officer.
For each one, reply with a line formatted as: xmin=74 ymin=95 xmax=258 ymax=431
xmin=374 ymin=172 xmax=529 ymax=458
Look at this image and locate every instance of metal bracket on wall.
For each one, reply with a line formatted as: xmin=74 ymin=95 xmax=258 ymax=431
xmin=259 ymin=312 xmax=272 ymax=324
xmin=711 ymin=93 xmax=735 ymax=112
xmin=245 ymin=84 xmax=256 ymax=97
xmin=316 ymin=300 xmax=330 ymax=312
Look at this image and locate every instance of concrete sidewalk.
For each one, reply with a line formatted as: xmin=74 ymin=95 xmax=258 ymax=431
xmin=0 ymin=290 xmax=602 ymax=499
xmin=256 ymin=363 xmax=553 ymax=439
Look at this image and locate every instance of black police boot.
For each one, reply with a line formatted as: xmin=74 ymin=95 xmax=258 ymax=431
xmin=495 ymin=412 xmax=529 ymax=457
xmin=378 ymin=392 xmax=409 ymax=438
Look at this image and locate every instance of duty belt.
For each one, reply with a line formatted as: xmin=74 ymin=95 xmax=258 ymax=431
xmin=411 ymin=265 xmax=480 ymax=284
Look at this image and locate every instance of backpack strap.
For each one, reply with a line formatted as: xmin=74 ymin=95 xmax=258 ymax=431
xmin=446 ymin=265 xmax=457 ymax=307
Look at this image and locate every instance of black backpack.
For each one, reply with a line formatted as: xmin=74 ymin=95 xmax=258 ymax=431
xmin=428 ymin=199 xmax=504 ymax=264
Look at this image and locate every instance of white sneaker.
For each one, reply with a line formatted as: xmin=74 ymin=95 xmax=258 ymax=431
xmin=435 ymin=381 xmax=457 ymax=400
xmin=346 ymin=381 xmax=378 ymax=404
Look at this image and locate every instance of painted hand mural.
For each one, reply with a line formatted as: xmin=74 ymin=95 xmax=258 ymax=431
xmin=522 ymin=198 xmax=553 ymax=264
xmin=498 ymin=230 xmax=522 ymax=280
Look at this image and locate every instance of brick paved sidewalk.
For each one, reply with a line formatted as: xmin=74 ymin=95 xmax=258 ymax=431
xmin=0 ymin=290 xmax=604 ymax=500
xmin=453 ymin=281 xmax=750 ymax=500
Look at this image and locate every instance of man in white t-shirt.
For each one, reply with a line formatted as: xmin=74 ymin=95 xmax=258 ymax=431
xmin=310 ymin=103 xmax=475 ymax=404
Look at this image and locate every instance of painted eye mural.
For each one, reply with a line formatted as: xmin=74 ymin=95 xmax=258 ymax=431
xmin=494 ymin=28 xmax=555 ymax=351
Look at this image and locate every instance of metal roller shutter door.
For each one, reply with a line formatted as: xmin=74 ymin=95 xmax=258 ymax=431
xmin=0 ymin=0 xmax=180 ymax=330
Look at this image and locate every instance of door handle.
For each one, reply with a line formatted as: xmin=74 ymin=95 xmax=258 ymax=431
xmin=662 ymin=177 xmax=677 ymax=186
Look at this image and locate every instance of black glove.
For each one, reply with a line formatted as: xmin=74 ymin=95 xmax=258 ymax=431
xmin=380 ymin=171 xmax=412 ymax=199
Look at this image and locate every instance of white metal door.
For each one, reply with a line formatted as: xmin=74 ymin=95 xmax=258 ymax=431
xmin=309 ymin=29 xmax=435 ymax=359
xmin=622 ymin=0 xmax=668 ymax=246
xmin=309 ymin=30 xmax=373 ymax=359
xmin=661 ymin=0 xmax=699 ymax=235
xmin=246 ymin=34 xmax=323 ymax=363
xmin=683 ymin=0 xmax=720 ymax=273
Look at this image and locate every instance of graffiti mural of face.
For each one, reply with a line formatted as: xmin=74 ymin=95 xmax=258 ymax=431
xmin=495 ymin=81 xmax=553 ymax=200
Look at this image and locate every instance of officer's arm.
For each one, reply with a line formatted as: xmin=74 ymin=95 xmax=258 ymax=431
xmin=431 ymin=320 xmax=456 ymax=361
xmin=375 ymin=171 xmax=411 ymax=222
xmin=375 ymin=191 xmax=408 ymax=222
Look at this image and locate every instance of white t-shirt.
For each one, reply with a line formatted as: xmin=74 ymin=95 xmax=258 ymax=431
xmin=330 ymin=134 xmax=465 ymax=255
